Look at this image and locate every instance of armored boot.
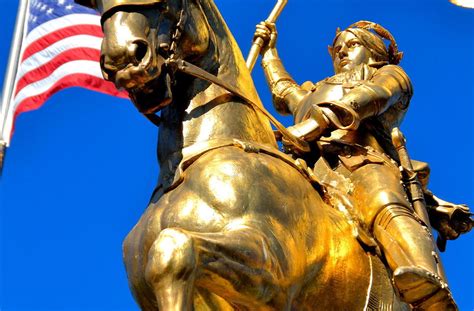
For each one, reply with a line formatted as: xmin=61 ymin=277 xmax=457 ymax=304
xmin=373 ymin=204 xmax=457 ymax=310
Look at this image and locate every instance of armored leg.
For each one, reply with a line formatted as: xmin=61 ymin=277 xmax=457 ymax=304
xmin=373 ymin=206 xmax=456 ymax=310
xmin=349 ymin=163 xmax=456 ymax=310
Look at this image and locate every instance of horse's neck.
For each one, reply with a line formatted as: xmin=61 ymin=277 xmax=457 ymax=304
xmin=157 ymin=0 xmax=276 ymax=170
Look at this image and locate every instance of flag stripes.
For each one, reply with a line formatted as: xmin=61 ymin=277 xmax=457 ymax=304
xmin=15 ymin=72 xmax=123 ymax=116
xmin=21 ymin=24 xmax=102 ymax=61
xmin=16 ymin=48 xmax=101 ymax=93
xmin=1 ymin=2 xmax=126 ymax=145
xmin=17 ymin=35 xmax=103 ymax=83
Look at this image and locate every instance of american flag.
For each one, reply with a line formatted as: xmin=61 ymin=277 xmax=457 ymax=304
xmin=1 ymin=0 xmax=126 ymax=145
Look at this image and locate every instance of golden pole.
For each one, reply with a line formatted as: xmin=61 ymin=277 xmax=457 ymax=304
xmin=246 ymin=0 xmax=287 ymax=71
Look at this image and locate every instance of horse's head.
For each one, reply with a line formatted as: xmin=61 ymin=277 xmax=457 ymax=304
xmin=77 ymin=0 xmax=211 ymax=114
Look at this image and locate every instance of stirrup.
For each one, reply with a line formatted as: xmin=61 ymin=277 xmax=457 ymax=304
xmin=393 ymin=266 xmax=457 ymax=310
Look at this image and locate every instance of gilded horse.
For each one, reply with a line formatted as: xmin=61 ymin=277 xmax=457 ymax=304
xmin=77 ymin=0 xmax=409 ymax=309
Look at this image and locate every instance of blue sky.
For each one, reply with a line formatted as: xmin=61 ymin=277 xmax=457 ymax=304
xmin=0 ymin=0 xmax=473 ymax=310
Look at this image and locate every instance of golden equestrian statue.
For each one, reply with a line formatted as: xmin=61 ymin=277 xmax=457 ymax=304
xmin=74 ymin=0 xmax=472 ymax=309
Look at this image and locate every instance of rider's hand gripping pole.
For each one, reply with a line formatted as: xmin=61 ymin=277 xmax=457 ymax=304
xmin=246 ymin=0 xmax=287 ymax=71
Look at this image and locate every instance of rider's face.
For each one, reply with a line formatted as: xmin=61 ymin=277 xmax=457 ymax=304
xmin=332 ymin=31 xmax=373 ymax=74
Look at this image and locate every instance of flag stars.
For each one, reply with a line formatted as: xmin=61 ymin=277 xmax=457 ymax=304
xmin=58 ymin=0 xmax=65 ymax=5
xmin=47 ymin=8 xmax=54 ymax=14
xmin=65 ymin=4 xmax=73 ymax=10
xmin=31 ymin=1 xmax=40 ymax=9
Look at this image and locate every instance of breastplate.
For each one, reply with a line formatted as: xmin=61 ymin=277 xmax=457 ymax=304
xmin=293 ymin=64 xmax=373 ymax=124
xmin=294 ymin=68 xmax=386 ymax=152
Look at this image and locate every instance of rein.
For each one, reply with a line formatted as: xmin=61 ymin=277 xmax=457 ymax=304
xmin=120 ymin=3 xmax=357 ymax=154
xmin=165 ymin=58 xmax=312 ymax=153
xmin=96 ymin=1 xmax=358 ymax=154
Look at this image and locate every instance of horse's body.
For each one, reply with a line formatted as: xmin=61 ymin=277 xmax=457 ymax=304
xmin=92 ymin=0 xmax=408 ymax=309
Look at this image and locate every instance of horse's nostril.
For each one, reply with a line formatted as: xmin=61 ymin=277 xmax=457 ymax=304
xmin=133 ymin=40 xmax=149 ymax=65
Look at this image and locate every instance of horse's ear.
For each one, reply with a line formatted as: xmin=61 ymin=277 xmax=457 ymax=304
xmin=75 ymin=0 xmax=97 ymax=10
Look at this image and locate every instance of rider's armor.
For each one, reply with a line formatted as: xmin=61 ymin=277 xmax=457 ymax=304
xmin=262 ymin=55 xmax=457 ymax=310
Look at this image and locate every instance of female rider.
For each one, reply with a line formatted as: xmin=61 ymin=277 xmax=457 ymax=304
xmin=255 ymin=21 xmax=456 ymax=310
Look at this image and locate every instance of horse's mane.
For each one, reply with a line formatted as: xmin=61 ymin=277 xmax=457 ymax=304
xmin=195 ymin=0 xmax=261 ymax=106
xmin=197 ymin=0 xmax=238 ymax=58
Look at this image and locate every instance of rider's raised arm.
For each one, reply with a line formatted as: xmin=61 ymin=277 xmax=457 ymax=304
xmin=254 ymin=22 xmax=309 ymax=116
xmin=261 ymin=50 xmax=310 ymax=116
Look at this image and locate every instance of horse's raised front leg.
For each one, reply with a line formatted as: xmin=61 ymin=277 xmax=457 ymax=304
xmin=145 ymin=224 xmax=290 ymax=311
xmin=145 ymin=228 xmax=198 ymax=311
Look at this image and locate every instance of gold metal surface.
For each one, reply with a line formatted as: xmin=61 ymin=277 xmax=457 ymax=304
xmin=75 ymin=0 xmax=471 ymax=309
xmin=256 ymin=20 xmax=471 ymax=310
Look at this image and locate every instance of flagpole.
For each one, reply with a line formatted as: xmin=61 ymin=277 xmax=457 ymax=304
xmin=0 ymin=0 xmax=29 ymax=173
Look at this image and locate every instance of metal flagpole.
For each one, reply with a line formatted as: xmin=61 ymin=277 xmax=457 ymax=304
xmin=0 ymin=0 xmax=29 ymax=173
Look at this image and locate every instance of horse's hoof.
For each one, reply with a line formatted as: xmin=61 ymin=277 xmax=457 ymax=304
xmin=393 ymin=266 xmax=458 ymax=311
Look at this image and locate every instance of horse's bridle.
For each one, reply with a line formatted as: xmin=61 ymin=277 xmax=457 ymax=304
xmin=160 ymin=5 xmax=360 ymax=154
